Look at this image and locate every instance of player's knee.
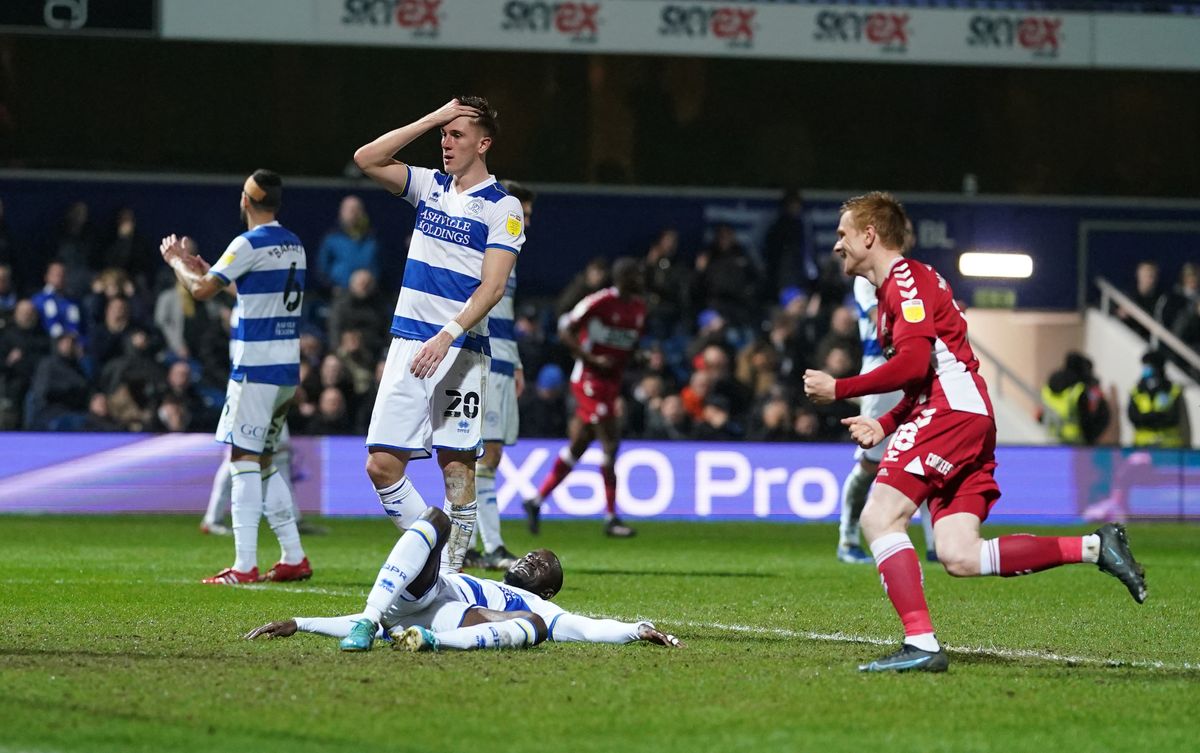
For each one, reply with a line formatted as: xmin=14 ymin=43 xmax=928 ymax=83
xmin=418 ymin=506 xmax=451 ymax=543
xmin=365 ymin=453 xmax=394 ymax=486
xmin=937 ymin=542 xmax=978 ymax=578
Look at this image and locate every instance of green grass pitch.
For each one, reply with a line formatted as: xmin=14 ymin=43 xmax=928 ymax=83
xmin=2 ymin=515 xmax=1198 ymax=753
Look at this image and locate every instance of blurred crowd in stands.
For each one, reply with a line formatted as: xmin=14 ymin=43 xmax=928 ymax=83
xmin=0 ymin=190 xmax=866 ymax=440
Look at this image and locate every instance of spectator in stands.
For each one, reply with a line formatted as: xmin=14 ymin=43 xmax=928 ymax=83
xmin=0 ymin=300 xmax=49 ymax=429
xmin=641 ymin=227 xmax=690 ymax=338
xmin=152 ymin=394 xmax=191 ymax=433
xmin=518 ymin=364 xmax=568 ymax=438
xmin=811 ymin=346 xmax=858 ymax=439
xmin=82 ymin=392 xmax=121 ymax=432
xmin=514 ymin=303 xmax=548 ymax=378
xmin=0 ymin=263 xmax=15 ymax=321
xmin=87 ymin=296 xmax=133 ymax=368
xmin=644 ymin=393 xmax=691 ymax=440
xmin=1160 ymin=262 xmax=1200 ymax=333
xmin=735 ymin=340 xmax=783 ymax=401
xmin=301 ymin=387 xmax=353 ymax=435
xmin=763 ymin=189 xmax=813 ymax=297
xmin=1170 ymin=296 xmax=1200 ymax=359
xmin=104 ymin=208 xmax=154 ymax=293
xmin=53 ymin=200 xmax=98 ymax=299
xmin=162 ymin=360 xmax=214 ymax=431
xmin=815 ymin=305 xmax=862 ymax=376
xmin=317 ymin=353 xmax=357 ymax=418
xmin=108 ymin=383 xmax=152 ymax=432
xmin=98 ymin=327 xmax=164 ymax=417
xmin=31 ymin=261 xmax=83 ymax=338
xmin=1128 ymin=351 xmax=1189 ymax=448
xmin=748 ymin=396 xmax=796 ymax=442
xmin=680 ymin=368 xmax=713 ymax=422
xmin=299 ymin=331 xmax=326 ymax=369
xmin=624 ymin=373 xmax=665 ymax=438
xmin=196 ymin=303 xmax=232 ymax=388
xmin=84 ymin=268 xmax=144 ymax=332
xmin=317 ymin=195 xmax=379 ymax=292
xmin=335 ymin=328 xmax=375 ymax=397
xmin=27 ymin=332 xmax=90 ymax=430
xmin=556 ymin=256 xmax=610 ymax=315
xmin=691 ymin=224 xmax=761 ymax=329
xmin=1116 ymin=260 xmax=1167 ymax=338
xmin=692 ymin=394 xmax=743 ymax=441
xmin=154 ymin=237 xmax=215 ymax=360
xmin=793 ymin=405 xmax=823 ymax=442
xmin=1040 ymin=351 xmax=1111 ymax=446
xmin=328 ymin=268 xmax=389 ymax=357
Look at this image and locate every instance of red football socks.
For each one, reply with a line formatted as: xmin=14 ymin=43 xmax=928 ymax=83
xmin=983 ymin=534 xmax=1084 ymax=576
xmin=870 ymin=532 xmax=935 ymax=638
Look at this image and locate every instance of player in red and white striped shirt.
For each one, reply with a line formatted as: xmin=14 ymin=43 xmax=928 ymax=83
xmin=523 ymin=258 xmax=646 ymax=538
xmin=805 ymin=192 xmax=1147 ymax=673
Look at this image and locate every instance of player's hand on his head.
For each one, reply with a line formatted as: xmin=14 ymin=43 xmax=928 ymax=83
xmin=637 ymin=622 xmax=684 ymax=648
xmin=244 ymin=619 xmax=298 ymax=640
xmin=803 ymin=369 xmax=837 ymax=405
xmin=410 ymin=333 xmax=452 ymax=379
xmin=427 ymin=98 xmax=482 ymax=128
xmin=841 ymin=415 xmax=884 ymax=449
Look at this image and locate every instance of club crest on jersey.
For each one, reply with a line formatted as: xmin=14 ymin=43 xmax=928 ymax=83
xmin=466 ymin=198 xmax=484 ymax=215
xmin=901 ymin=299 xmax=926 ymax=323
xmin=506 ymin=212 xmax=522 ymax=237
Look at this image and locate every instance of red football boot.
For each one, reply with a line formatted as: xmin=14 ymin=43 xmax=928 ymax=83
xmin=262 ymin=558 xmax=312 ymax=583
xmin=202 ymin=566 xmax=260 ymax=584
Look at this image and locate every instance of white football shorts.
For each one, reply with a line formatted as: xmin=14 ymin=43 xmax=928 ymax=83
xmin=482 ymin=368 xmax=519 ymax=445
xmin=215 ymin=378 xmax=295 ymax=455
xmin=855 ymin=388 xmax=904 ymax=463
xmin=379 ymin=576 xmax=475 ymax=633
xmin=366 ymin=336 xmax=487 ymax=459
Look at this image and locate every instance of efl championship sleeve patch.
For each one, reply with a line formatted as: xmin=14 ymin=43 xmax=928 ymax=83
xmin=506 ymin=212 xmax=522 ymax=237
xmin=901 ymin=299 xmax=926 ymax=323
xmin=217 ymin=251 xmax=237 ymax=268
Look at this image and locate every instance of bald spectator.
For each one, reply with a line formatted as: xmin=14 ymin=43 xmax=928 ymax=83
xmin=318 ymin=195 xmax=379 ymax=291
xmin=304 ymin=387 xmax=353 ymax=435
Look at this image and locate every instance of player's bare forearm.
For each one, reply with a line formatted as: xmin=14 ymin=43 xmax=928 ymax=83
xmin=451 ymin=249 xmax=515 ymax=333
xmin=354 ymin=99 xmax=483 ymax=192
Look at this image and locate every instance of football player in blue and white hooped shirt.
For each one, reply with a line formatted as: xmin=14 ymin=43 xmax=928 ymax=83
xmin=835 ymin=218 xmax=935 ymax=565
xmin=160 ymin=170 xmax=310 ymax=586
xmin=349 ymin=97 xmax=525 ymax=634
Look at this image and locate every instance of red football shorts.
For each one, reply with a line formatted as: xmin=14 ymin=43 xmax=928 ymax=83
xmin=874 ymin=407 xmax=1001 ymax=524
xmin=570 ymin=377 xmax=619 ymax=425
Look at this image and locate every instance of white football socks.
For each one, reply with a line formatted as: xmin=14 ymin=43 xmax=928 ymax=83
xmin=434 ymin=618 xmax=539 ymax=650
xmin=839 ymin=463 xmax=873 ymax=547
xmin=230 ymin=460 xmax=263 ymax=572
xmin=475 ymin=465 xmax=504 ymax=554
xmin=376 ymin=476 xmax=428 ymax=530
xmin=363 ymin=518 xmax=441 ymax=625
xmin=262 ymin=465 xmax=305 ymax=565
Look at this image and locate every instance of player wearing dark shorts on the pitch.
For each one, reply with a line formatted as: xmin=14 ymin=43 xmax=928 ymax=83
xmin=523 ymin=258 xmax=646 ymax=538
xmin=805 ymin=192 xmax=1147 ymax=674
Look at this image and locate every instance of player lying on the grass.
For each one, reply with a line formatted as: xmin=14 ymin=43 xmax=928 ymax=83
xmin=804 ymin=192 xmax=1146 ymax=674
xmin=245 ymin=507 xmax=682 ymax=653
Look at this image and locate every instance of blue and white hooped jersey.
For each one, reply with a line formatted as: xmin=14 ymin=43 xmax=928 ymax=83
xmin=854 ymin=276 xmax=886 ymax=373
xmin=208 ymin=221 xmax=305 ymax=386
xmin=445 ymin=573 xmax=564 ymax=623
xmin=489 ymin=271 xmax=520 ymax=375
xmin=394 ymin=166 xmax=526 ymax=355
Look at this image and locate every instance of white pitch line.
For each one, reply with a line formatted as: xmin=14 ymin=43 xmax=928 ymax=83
xmin=677 ymin=620 xmax=1200 ymax=672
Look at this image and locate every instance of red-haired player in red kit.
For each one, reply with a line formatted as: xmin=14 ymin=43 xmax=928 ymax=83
xmin=523 ymin=258 xmax=646 ymax=538
xmin=805 ymin=192 xmax=1147 ymax=673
